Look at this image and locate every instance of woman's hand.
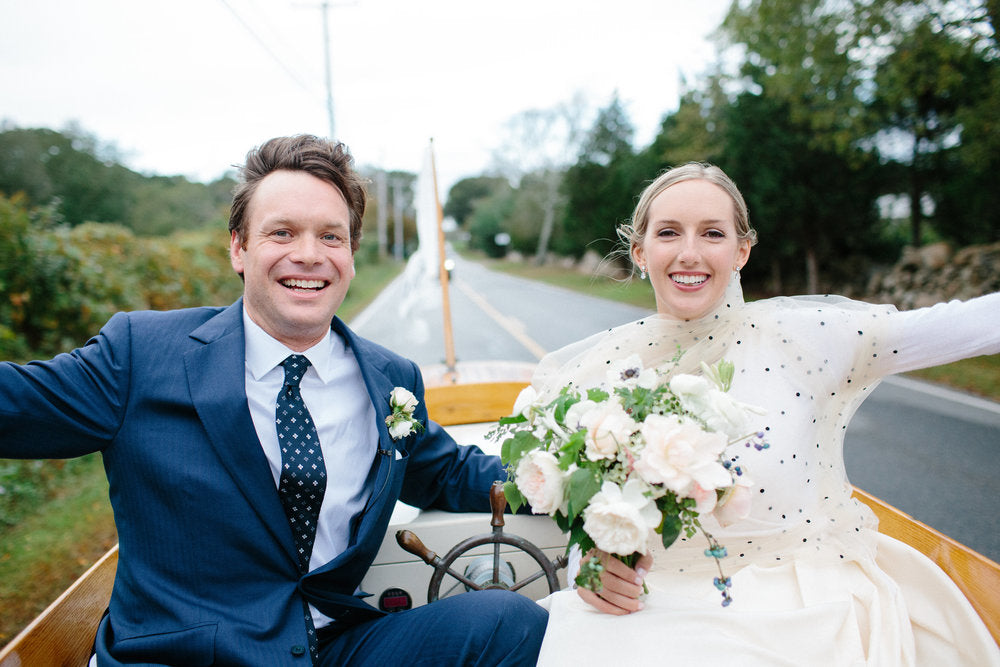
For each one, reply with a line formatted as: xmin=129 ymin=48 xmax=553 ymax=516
xmin=576 ymin=549 xmax=653 ymax=615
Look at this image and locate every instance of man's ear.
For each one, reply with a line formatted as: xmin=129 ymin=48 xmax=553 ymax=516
xmin=229 ymin=231 xmax=244 ymax=276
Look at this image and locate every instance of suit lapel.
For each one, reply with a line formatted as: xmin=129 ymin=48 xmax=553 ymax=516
xmin=184 ymin=300 xmax=297 ymax=565
xmin=333 ymin=318 xmax=396 ymax=451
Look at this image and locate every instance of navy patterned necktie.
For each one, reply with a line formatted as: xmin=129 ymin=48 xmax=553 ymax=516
xmin=275 ymin=354 xmax=326 ymax=662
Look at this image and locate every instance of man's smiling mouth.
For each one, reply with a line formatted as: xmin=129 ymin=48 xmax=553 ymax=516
xmin=281 ymin=278 xmax=327 ymax=290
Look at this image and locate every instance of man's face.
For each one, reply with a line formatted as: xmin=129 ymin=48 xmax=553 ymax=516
xmin=230 ymin=169 xmax=355 ymax=351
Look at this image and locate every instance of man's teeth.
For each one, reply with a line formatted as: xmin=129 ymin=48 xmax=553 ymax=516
xmin=282 ymin=279 xmax=325 ymax=289
xmin=672 ymin=274 xmax=708 ymax=285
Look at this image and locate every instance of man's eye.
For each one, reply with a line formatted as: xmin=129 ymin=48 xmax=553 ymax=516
xmin=273 ymin=230 xmax=291 ymax=238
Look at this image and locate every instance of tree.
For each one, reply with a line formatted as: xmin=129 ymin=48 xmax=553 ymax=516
xmin=0 ymin=126 xmax=133 ymax=227
xmin=719 ymin=0 xmax=869 ymax=155
xmin=558 ymin=94 xmax=642 ymax=259
xmin=869 ymin=11 xmax=991 ymax=245
xmin=637 ymin=82 xmax=729 ymax=178
xmin=721 ymin=91 xmax=889 ymax=294
xmin=491 ymin=98 xmax=588 ymax=263
xmin=466 ymin=184 xmax=515 ymax=258
xmin=444 ymin=176 xmax=509 ymax=228
xmin=0 ymin=125 xmax=237 ymax=236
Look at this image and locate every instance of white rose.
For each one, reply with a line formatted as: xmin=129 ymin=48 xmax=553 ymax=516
xmin=388 ymin=419 xmax=416 ymax=439
xmin=580 ymin=401 xmax=636 ymax=461
xmin=669 ymin=374 xmax=763 ymax=441
xmin=634 ymin=413 xmax=730 ymax=497
xmin=512 ymin=385 xmax=539 ymax=419
xmin=583 ymin=479 xmax=660 ymax=555
xmin=389 ymin=386 xmax=418 ymax=412
xmin=515 ymin=450 xmax=566 ymax=515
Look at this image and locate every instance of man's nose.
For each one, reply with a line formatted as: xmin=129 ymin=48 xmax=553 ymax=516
xmin=291 ymin=236 xmax=322 ymax=264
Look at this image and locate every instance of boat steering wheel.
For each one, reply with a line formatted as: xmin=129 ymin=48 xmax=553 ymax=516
xmin=395 ymin=481 xmax=568 ymax=603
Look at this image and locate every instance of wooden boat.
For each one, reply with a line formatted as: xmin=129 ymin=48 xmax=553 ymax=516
xmin=3 ymin=149 xmax=997 ymax=664
xmin=1 ymin=367 xmax=998 ymax=666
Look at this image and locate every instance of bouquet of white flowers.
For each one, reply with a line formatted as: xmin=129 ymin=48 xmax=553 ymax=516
xmin=493 ymin=354 xmax=768 ymax=606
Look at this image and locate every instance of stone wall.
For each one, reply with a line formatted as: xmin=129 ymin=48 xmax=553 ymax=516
xmin=865 ymin=241 xmax=1000 ymax=309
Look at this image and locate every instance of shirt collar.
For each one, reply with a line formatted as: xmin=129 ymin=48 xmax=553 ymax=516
xmin=242 ymin=308 xmax=341 ymax=384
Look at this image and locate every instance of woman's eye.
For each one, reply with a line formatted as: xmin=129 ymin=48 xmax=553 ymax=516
xmin=657 ymin=228 xmax=678 ymax=237
xmin=705 ymin=229 xmax=726 ymax=239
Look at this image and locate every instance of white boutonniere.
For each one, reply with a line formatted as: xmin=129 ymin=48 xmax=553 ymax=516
xmin=386 ymin=387 xmax=424 ymax=440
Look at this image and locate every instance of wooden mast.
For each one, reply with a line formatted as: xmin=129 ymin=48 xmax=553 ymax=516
xmin=429 ymin=139 xmax=457 ymax=382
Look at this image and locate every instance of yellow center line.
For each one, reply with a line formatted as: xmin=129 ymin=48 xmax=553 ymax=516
xmin=453 ymin=280 xmax=548 ymax=360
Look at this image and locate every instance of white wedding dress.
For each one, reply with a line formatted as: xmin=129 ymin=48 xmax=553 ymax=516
xmin=533 ymin=278 xmax=1000 ymax=666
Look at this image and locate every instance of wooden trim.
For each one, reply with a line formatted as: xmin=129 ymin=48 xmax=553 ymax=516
xmin=0 ymin=543 xmax=118 ymax=667
xmin=424 ymin=381 xmax=528 ymax=427
xmin=851 ymin=487 xmax=1000 ymax=644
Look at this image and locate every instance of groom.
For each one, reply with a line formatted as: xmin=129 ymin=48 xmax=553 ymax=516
xmin=0 ymin=135 xmax=546 ymax=665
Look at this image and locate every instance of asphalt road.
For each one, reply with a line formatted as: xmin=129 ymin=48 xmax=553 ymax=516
xmin=351 ymin=253 xmax=1000 ymax=562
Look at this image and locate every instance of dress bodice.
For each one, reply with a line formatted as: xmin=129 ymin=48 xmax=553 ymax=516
xmin=532 ymin=281 xmax=1000 ymax=575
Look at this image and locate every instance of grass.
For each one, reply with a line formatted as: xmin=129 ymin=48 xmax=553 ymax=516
xmin=0 ymin=258 xmax=405 ymax=648
xmin=0 ymin=453 xmax=116 ymax=645
xmin=907 ymin=354 xmax=1000 ymax=401
xmin=340 ymin=257 xmax=404 ymax=322
xmin=479 ymin=253 xmax=1000 ymax=402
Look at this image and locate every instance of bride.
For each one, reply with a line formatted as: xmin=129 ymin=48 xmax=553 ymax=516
xmin=531 ymin=163 xmax=1000 ymax=666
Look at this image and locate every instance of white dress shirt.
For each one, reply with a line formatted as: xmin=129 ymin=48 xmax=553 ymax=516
xmin=242 ymin=309 xmax=378 ymax=626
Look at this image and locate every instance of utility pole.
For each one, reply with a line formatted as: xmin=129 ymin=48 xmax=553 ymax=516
xmin=392 ymin=177 xmax=405 ymax=262
xmin=376 ymin=169 xmax=388 ymax=259
xmin=297 ymin=1 xmax=353 ymax=140
xmin=320 ymin=2 xmax=336 ymax=139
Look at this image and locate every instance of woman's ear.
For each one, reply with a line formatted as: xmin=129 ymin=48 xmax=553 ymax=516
xmin=735 ymin=238 xmax=751 ymax=271
xmin=631 ymin=242 xmax=645 ymax=269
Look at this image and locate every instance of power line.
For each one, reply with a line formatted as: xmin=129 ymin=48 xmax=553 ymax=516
xmin=216 ymin=0 xmax=319 ymax=98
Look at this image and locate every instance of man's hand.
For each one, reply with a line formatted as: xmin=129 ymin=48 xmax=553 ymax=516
xmin=576 ymin=549 xmax=653 ymax=615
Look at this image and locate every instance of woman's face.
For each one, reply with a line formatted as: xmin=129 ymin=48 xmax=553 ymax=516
xmin=633 ymin=179 xmax=751 ymax=320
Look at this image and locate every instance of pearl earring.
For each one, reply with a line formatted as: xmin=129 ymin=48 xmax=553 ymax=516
xmin=639 ymin=266 xmax=647 ymax=280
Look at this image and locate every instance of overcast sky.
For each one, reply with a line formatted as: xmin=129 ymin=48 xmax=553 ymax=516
xmin=1 ymin=0 xmax=730 ymax=193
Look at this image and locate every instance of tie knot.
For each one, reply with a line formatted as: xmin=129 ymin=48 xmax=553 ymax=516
xmin=280 ymin=354 xmax=311 ymax=388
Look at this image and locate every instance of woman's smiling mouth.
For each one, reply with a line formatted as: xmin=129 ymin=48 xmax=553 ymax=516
xmin=671 ymin=273 xmax=708 ymax=286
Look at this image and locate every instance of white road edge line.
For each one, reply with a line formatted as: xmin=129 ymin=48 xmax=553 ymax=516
xmin=883 ymin=375 xmax=1000 ymax=415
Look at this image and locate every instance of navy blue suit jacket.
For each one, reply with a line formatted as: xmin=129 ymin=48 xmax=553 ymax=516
xmin=0 ymin=300 xmax=505 ymax=665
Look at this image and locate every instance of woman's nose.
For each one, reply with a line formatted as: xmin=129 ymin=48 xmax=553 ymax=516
xmin=677 ymin=237 xmax=699 ymax=263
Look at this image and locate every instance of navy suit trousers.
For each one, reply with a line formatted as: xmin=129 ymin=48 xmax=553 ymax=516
xmin=319 ymin=590 xmax=547 ymax=666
